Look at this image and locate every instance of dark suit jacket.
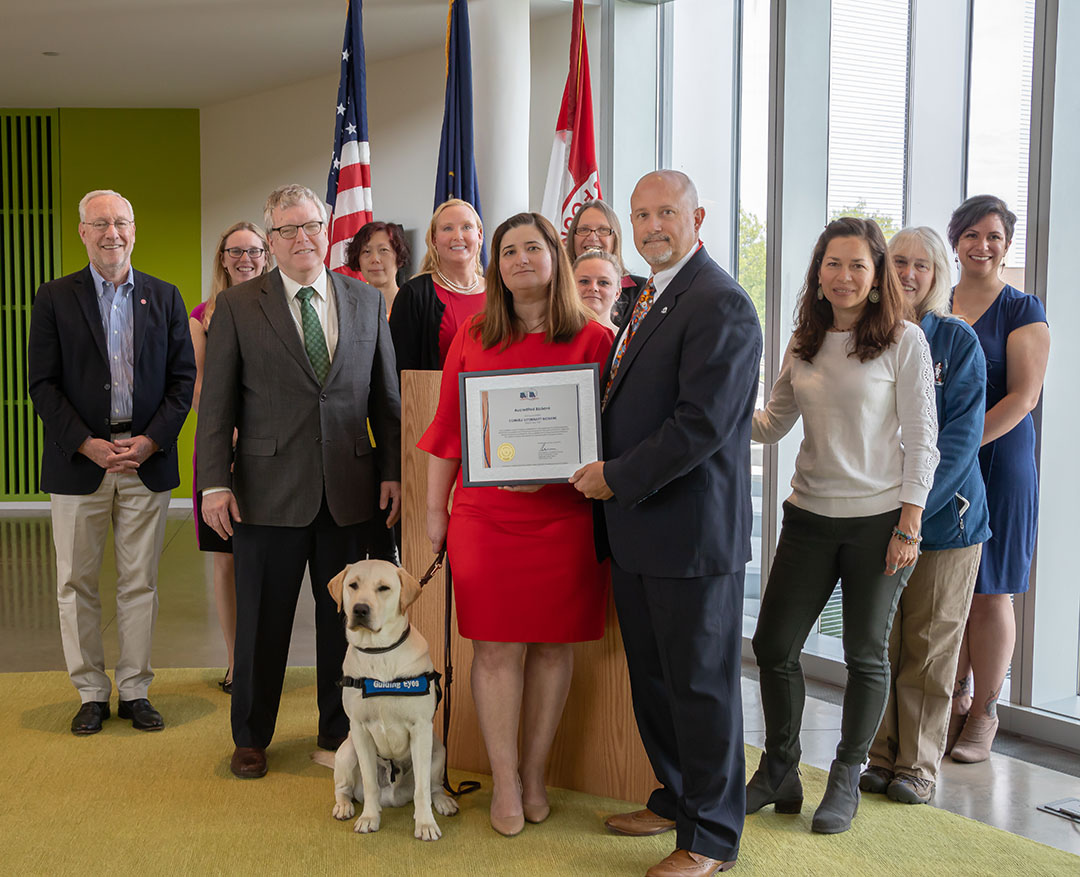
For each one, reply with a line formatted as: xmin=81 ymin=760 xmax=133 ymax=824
xmin=28 ymin=266 xmax=196 ymax=495
xmin=598 ymin=246 xmax=762 ymax=578
xmin=196 ymin=268 xmax=401 ymax=529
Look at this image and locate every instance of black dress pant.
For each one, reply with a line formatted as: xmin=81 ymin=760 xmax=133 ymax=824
xmin=231 ymin=499 xmax=367 ymax=749
xmin=612 ymin=562 xmax=745 ymax=861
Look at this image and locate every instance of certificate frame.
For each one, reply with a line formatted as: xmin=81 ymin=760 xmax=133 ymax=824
xmin=458 ymin=363 xmax=602 ymax=487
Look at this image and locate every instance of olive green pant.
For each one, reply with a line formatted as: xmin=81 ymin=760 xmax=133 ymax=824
xmin=752 ymin=502 xmax=912 ymax=767
xmin=868 ymin=543 xmax=982 ymax=782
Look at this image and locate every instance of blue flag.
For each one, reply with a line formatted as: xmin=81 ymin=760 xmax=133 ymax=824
xmin=435 ymin=0 xmax=486 ymax=264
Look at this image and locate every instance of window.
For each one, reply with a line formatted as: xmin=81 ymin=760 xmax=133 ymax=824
xmin=826 ymin=0 xmax=910 ymax=239
xmin=966 ymin=0 xmax=1035 ymax=292
xmin=737 ymin=0 xmax=770 ymax=616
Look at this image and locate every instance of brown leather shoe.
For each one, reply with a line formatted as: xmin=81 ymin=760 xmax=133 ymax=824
xmin=230 ymin=746 xmax=267 ymax=779
xmin=604 ymin=808 xmax=676 ymax=836
xmin=645 ymin=849 xmax=736 ymax=876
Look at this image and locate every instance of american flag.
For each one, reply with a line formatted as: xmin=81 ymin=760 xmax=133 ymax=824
xmin=326 ymin=0 xmax=372 ymax=277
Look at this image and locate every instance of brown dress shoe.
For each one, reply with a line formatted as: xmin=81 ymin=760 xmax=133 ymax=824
xmin=230 ymin=746 xmax=267 ymax=778
xmin=646 ymin=849 xmax=736 ymax=876
xmin=603 ymin=808 xmax=676 ymax=836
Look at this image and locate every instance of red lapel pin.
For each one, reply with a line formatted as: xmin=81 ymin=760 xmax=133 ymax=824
xmin=140 ymin=299 xmax=147 ymax=304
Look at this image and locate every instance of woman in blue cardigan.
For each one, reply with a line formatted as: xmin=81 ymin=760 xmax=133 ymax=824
xmin=861 ymin=227 xmax=990 ymax=804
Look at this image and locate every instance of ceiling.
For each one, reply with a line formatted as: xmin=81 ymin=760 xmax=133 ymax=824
xmin=0 ymin=0 xmax=576 ymax=108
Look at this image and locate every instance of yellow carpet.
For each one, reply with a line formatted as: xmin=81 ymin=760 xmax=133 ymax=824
xmin=1 ymin=667 xmax=1075 ymax=876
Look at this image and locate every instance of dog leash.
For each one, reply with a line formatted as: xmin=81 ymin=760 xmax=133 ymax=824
xmin=420 ymin=544 xmax=480 ymax=799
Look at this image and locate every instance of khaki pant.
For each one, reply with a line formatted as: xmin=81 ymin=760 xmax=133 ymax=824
xmin=869 ymin=542 xmax=982 ymax=782
xmin=50 ymin=469 xmax=170 ymax=702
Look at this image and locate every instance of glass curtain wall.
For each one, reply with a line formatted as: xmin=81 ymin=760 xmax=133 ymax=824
xmin=818 ymin=0 xmax=911 ymax=637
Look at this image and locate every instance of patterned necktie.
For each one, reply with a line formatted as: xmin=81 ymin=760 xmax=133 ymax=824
xmin=296 ymin=286 xmax=331 ymax=383
xmin=603 ymin=278 xmax=656 ymax=408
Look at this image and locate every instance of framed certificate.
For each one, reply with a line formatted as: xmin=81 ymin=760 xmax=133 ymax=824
xmin=459 ymin=364 xmax=602 ymax=487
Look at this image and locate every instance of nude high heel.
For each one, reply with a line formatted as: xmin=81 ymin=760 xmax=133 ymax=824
xmin=950 ymin=714 xmax=999 ymax=763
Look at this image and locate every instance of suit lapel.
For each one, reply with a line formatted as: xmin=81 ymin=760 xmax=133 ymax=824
xmin=259 ymin=268 xmax=319 ymax=383
xmin=324 ymin=272 xmax=358 ymax=386
xmin=74 ymin=267 xmax=109 ymax=363
xmin=132 ymin=270 xmax=147 ymax=370
xmin=606 ymin=247 xmax=708 ymax=404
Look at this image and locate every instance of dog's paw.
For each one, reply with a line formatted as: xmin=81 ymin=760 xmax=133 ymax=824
xmin=332 ymin=800 xmax=354 ymax=820
xmin=433 ymin=794 xmax=459 ymax=816
xmin=353 ymin=813 xmax=381 ymax=834
xmin=414 ymin=818 xmax=442 ymax=841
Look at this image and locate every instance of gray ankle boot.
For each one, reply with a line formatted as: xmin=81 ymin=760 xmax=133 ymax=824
xmin=811 ymin=760 xmax=861 ymax=833
xmin=745 ymin=752 xmax=803 ymax=814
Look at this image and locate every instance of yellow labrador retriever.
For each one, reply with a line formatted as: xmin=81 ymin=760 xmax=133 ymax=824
xmin=324 ymin=560 xmax=458 ymax=841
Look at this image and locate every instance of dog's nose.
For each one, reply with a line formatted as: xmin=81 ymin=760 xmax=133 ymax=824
xmin=354 ymin=603 xmax=371 ymax=620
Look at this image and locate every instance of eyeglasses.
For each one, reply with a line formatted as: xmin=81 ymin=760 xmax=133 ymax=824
xmin=82 ymin=219 xmax=133 ymax=232
xmin=223 ymin=247 xmax=267 ymax=259
xmin=574 ymin=225 xmax=614 ymax=238
xmin=270 ymin=220 xmax=325 ymax=239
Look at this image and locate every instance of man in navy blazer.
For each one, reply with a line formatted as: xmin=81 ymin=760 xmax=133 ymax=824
xmin=28 ymin=189 xmax=196 ymax=736
xmin=572 ymin=171 xmax=761 ymax=877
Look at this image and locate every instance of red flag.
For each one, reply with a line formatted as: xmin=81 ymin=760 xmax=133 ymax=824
xmin=541 ymin=0 xmax=601 ymax=241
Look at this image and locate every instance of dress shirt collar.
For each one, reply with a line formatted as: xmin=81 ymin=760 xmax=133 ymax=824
xmin=88 ymin=263 xmax=134 ymax=296
xmin=648 ymin=240 xmax=701 ymax=300
xmin=280 ymin=267 xmax=329 ymax=303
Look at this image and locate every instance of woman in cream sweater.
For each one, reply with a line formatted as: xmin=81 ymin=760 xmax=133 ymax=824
xmin=746 ymin=217 xmax=939 ymax=835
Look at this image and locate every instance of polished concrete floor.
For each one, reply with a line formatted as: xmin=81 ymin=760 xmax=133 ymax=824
xmin=2 ymin=510 xmax=1079 ymax=858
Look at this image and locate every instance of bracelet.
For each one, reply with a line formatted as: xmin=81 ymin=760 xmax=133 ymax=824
xmin=892 ymin=526 xmax=921 ymax=546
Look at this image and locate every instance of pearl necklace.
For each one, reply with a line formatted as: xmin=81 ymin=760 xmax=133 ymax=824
xmin=435 ymin=269 xmax=481 ymax=295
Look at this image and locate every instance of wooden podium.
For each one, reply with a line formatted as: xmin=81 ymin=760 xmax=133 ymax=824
xmin=399 ymin=370 xmax=655 ymax=804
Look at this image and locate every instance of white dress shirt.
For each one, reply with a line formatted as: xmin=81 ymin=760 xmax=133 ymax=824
xmin=280 ymin=267 xmax=338 ymax=360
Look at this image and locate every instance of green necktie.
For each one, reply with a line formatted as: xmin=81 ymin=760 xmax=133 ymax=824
xmin=296 ymin=286 xmax=331 ymax=383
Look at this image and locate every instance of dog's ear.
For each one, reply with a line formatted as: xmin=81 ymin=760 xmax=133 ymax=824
xmin=327 ymin=567 xmax=348 ymax=613
xmin=397 ymin=568 xmax=423 ymax=613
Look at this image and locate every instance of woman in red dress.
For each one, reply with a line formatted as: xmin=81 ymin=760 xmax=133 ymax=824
xmin=419 ymin=212 xmax=613 ymax=837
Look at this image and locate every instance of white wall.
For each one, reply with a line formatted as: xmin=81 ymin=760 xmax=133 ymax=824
xmin=200 ymin=10 xmax=607 ymax=299
xmin=199 ymin=44 xmax=445 ymax=297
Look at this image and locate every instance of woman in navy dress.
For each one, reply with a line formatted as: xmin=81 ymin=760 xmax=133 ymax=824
xmin=947 ymin=195 xmax=1050 ymax=762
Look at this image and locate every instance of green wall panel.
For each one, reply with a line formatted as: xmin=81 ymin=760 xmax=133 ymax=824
xmin=0 ymin=107 xmax=201 ymax=501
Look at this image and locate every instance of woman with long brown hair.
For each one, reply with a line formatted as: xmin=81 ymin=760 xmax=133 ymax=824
xmin=189 ymin=221 xmax=269 ymax=692
xmin=746 ymin=217 xmax=939 ymax=834
xmin=419 ymin=212 xmax=613 ymax=837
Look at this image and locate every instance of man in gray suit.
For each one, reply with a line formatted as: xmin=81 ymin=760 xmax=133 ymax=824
xmin=197 ymin=184 xmax=401 ymax=779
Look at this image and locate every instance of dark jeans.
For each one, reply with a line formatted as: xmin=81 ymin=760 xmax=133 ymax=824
xmin=752 ymin=502 xmax=912 ymax=766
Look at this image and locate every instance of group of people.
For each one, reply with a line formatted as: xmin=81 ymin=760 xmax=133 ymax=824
xmin=27 ymin=171 xmax=1047 ymax=877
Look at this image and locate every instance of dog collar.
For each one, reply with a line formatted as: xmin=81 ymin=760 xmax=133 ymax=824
xmin=350 ymin=623 xmax=412 ymax=655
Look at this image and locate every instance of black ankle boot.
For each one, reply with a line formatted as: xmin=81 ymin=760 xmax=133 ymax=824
xmin=811 ymin=760 xmax=861 ymax=833
xmin=746 ymin=752 xmax=803 ymax=814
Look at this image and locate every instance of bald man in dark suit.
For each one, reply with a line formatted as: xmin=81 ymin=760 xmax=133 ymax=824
xmin=573 ymin=171 xmax=762 ymax=877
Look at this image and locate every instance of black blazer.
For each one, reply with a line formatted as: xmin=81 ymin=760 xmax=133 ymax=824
xmin=597 ymin=247 xmax=762 ymax=577
xmin=388 ymin=273 xmax=444 ymax=372
xmin=28 ymin=265 xmax=196 ymax=495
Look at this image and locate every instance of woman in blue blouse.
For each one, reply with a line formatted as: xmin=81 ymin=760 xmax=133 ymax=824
xmin=862 ymin=227 xmax=990 ymax=804
xmin=946 ymin=196 xmax=1050 ymax=763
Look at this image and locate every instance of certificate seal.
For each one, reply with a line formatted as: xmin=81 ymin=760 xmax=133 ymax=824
xmin=496 ymin=442 xmax=515 ymax=462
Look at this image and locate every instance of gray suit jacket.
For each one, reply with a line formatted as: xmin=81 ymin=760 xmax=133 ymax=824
xmin=196 ymin=268 xmax=401 ymax=528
